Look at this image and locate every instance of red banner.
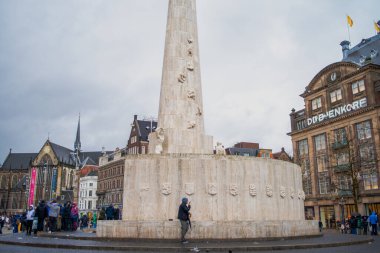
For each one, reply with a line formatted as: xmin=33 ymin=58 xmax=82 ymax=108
xmin=28 ymin=167 xmax=37 ymax=206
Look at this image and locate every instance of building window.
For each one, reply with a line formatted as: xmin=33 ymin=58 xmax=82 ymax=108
xmin=89 ymin=190 xmax=92 ymax=197
xmin=336 ymin=152 xmax=349 ymax=165
xmin=334 ymin=128 xmax=347 ymax=144
xmin=131 ymin=136 xmax=137 ymax=144
xmin=0 ymin=176 xmax=6 ymax=189
xmin=362 ymin=169 xmax=378 ymax=190
xmin=359 ymin=144 xmax=375 ymax=162
xmin=297 ymin=139 xmax=308 ymax=156
xmin=338 ymin=175 xmax=352 ymax=191
xmin=312 ymin=97 xmax=322 ymax=110
xmin=318 ymin=173 xmax=330 ymax=194
xmin=88 ymin=201 xmax=92 ymax=210
xmin=352 ymin=80 xmax=365 ymax=95
xmin=330 ymin=89 xmax=342 ymax=103
xmin=316 ymin=155 xmax=328 ymax=172
xmin=11 ymin=175 xmax=18 ymax=188
xmin=356 ymin=120 xmax=371 ymax=140
xmin=314 ymin=134 xmax=326 ymax=151
xmin=89 ymin=183 xmax=93 ymax=187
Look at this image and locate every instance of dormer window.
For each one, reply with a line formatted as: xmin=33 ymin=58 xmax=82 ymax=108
xmin=330 ymin=89 xmax=342 ymax=103
xmin=352 ymin=80 xmax=365 ymax=95
xmin=370 ymin=49 xmax=378 ymax=58
xmin=311 ymin=97 xmax=322 ymax=110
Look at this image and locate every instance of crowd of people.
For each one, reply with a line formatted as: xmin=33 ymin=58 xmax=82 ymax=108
xmin=338 ymin=211 xmax=379 ymax=235
xmin=0 ymin=200 xmax=122 ymax=236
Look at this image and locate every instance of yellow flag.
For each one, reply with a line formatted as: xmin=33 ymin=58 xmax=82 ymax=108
xmin=375 ymin=21 xmax=380 ymax=33
xmin=347 ymin=15 xmax=353 ymax=27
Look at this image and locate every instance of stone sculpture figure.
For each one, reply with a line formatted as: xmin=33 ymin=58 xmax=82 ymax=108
xmin=215 ymin=142 xmax=226 ymax=155
xmin=154 ymin=128 xmax=165 ymax=154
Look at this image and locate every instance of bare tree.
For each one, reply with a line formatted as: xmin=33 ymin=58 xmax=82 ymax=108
xmin=329 ymin=123 xmax=378 ymax=213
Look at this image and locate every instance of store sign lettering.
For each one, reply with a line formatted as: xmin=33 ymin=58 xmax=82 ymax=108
xmin=307 ymin=98 xmax=367 ymax=126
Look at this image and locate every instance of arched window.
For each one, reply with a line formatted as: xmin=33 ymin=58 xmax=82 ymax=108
xmin=62 ymin=168 xmax=67 ymax=188
xmin=0 ymin=175 xmax=7 ymax=189
xmin=69 ymin=171 xmax=74 ymax=188
xmin=11 ymin=175 xmax=18 ymax=188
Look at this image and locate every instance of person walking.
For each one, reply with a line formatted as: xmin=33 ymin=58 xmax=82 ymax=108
xmin=177 ymin=197 xmax=191 ymax=243
xmin=369 ymin=211 xmax=378 ymax=235
xmin=25 ymin=205 xmax=35 ymax=236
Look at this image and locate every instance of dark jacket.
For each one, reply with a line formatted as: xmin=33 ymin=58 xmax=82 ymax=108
xmin=106 ymin=205 xmax=115 ymax=219
xmin=177 ymin=203 xmax=191 ymax=221
xmin=35 ymin=203 xmax=48 ymax=219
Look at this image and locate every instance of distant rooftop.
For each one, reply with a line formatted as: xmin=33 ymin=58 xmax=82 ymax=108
xmin=341 ymin=33 xmax=380 ymax=66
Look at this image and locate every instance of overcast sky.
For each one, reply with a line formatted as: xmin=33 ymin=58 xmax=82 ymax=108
xmin=0 ymin=0 xmax=378 ymax=163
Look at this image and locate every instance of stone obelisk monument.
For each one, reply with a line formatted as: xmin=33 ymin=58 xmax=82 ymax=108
xmin=148 ymin=0 xmax=213 ymax=154
xmin=97 ymin=0 xmax=318 ymax=239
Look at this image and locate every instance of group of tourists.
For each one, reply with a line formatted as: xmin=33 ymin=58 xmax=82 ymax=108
xmin=339 ymin=211 xmax=379 ymax=235
xmin=1 ymin=199 xmax=192 ymax=244
xmin=1 ymin=199 xmax=100 ymax=236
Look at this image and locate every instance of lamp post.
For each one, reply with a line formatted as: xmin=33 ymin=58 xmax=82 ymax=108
xmin=144 ymin=116 xmax=157 ymax=133
xmin=339 ymin=197 xmax=345 ymax=223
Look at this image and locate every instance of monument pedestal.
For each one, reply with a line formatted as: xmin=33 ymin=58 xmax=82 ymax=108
xmin=97 ymin=220 xmax=318 ymax=239
xmin=97 ymin=154 xmax=319 ymax=239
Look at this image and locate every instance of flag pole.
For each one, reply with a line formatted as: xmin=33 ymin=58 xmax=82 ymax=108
xmin=346 ymin=15 xmax=351 ymax=44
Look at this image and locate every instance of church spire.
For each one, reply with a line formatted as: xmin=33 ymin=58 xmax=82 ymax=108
xmin=74 ymin=114 xmax=81 ymax=153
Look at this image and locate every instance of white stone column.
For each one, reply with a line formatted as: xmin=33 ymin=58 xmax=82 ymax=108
xmin=149 ymin=0 xmax=213 ymax=154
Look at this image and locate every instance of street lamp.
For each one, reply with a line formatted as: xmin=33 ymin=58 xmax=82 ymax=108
xmin=144 ymin=116 xmax=157 ymax=133
xmin=339 ymin=197 xmax=346 ymax=223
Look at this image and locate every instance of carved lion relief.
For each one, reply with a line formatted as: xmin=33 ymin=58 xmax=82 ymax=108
xmin=162 ymin=183 xmax=172 ymax=195
xmin=266 ymin=184 xmax=273 ymax=197
xmin=208 ymin=183 xmax=217 ymax=195
xmin=229 ymin=184 xmax=238 ymax=196
xmin=249 ymin=184 xmax=257 ymax=197
xmin=280 ymin=186 xmax=286 ymax=198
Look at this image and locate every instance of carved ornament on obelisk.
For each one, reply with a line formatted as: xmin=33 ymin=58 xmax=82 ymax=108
xmin=149 ymin=0 xmax=213 ymax=154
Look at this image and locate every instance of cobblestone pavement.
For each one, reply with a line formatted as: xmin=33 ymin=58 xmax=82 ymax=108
xmin=0 ymin=229 xmax=376 ymax=253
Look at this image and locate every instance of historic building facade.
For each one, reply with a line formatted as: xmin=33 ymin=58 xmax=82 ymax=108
xmin=0 ymin=151 xmax=36 ymax=214
xmin=127 ymin=115 xmax=157 ymax=155
xmin=97 ymin=148 xmax=126 ymax=211
xmin=289 ymin=33 xmax=380 ymax=227
xmin=79 ymin=169 xmax=98 ymax=213
xmin=0 ymin=117 xmax=105 ymax=214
